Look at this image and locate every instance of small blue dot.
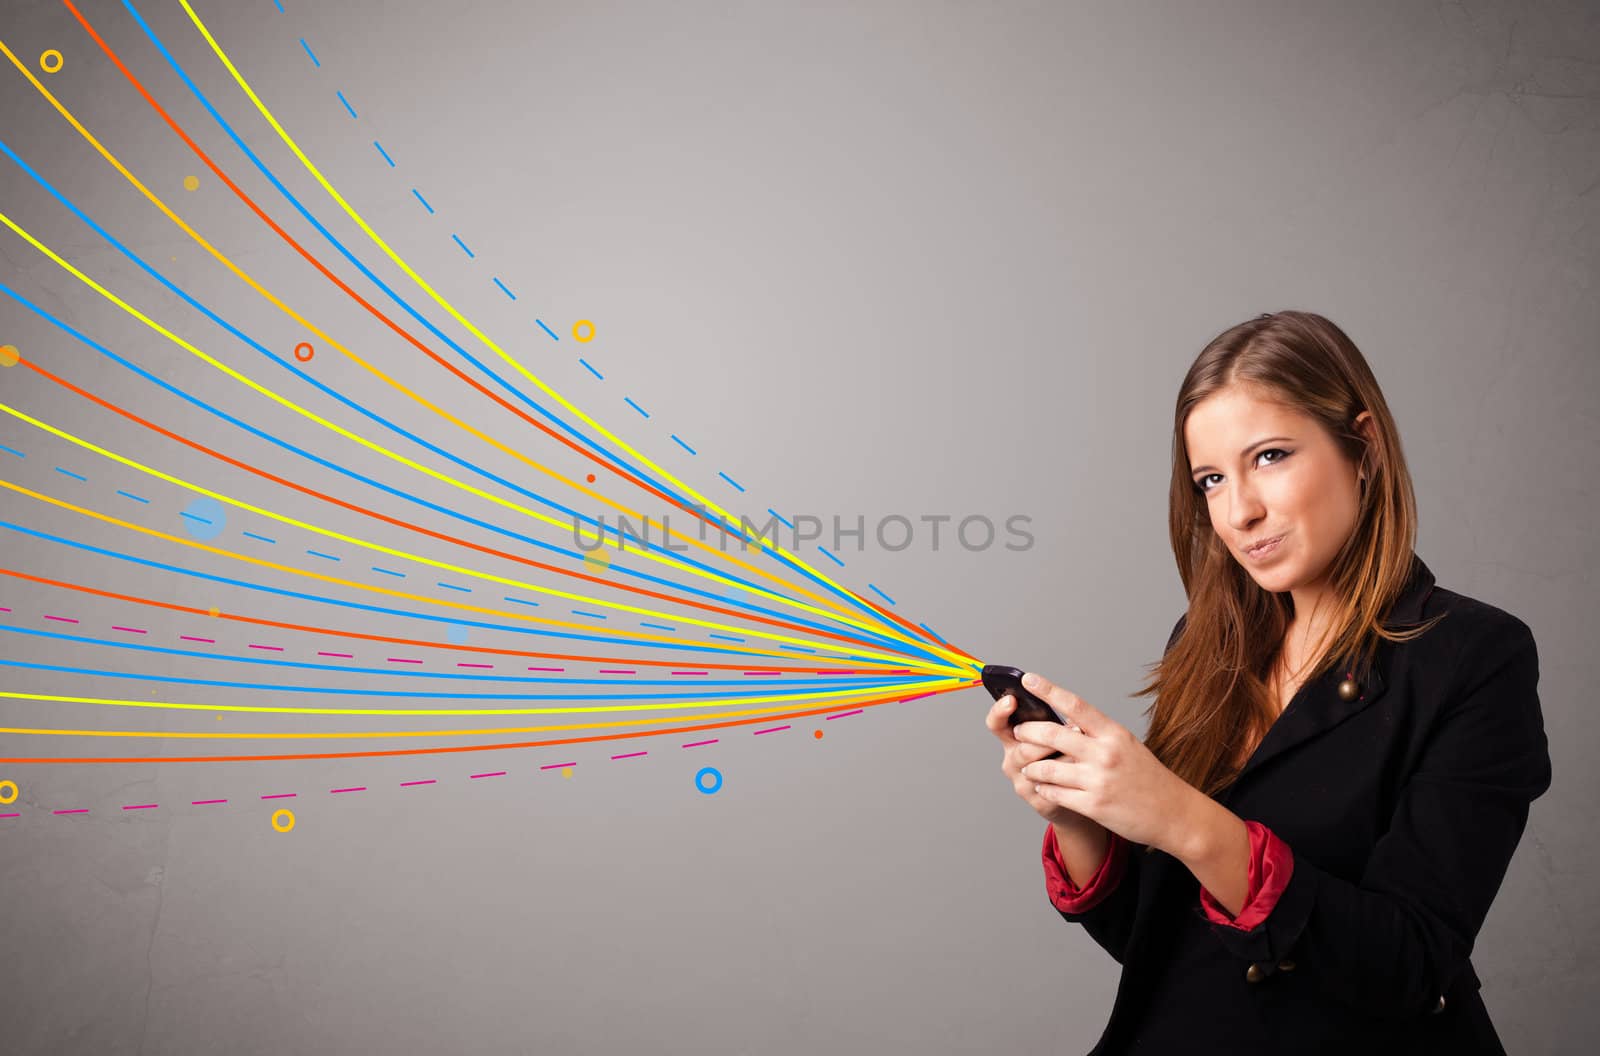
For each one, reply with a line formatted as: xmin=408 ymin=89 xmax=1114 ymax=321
xmin=181 ymin=497 xmax=226 ymax=541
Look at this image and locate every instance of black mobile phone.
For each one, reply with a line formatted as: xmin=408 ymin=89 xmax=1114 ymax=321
xmin=981 ymin=664 xmax=1064 ymax=759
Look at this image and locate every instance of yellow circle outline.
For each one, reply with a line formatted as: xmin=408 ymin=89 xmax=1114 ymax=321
xmin=572 ymin=320 xmax=595 ymax=343
xmin=0 ymin=780 xmax=17 ymax=804
xmin=271 ymin=808 xmax=296 ymax=832
xmin=40 ymin=50 xmax=63 ymax=74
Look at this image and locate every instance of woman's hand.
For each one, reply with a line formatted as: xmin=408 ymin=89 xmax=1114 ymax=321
xmin=1008 ymin=670 xmax=1197 ymax=856
xmin=984 ymin=686 xmax=1103 ymax=834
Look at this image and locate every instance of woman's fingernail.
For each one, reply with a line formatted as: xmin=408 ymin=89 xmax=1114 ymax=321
xmin=1022 ymin=673 xmax=1039 ymax=689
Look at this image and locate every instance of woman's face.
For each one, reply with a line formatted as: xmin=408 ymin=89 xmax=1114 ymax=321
xmin=1183 ymin=384 xmax=1370 ymax=601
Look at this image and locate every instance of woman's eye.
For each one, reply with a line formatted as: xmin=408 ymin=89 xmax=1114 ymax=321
xmin=1194 ymin=450 xmax=1290 ymax=493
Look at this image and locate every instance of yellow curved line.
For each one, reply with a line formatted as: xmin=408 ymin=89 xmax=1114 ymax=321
xmin=0 ymin=208 xmax=915 ymax=662
xmin=0 ymin=467 xmax=954 ymax=674
xmin=0 ymin=35 xmax=914 ymax=650
xmin=178 ymin=0 xmax=972 ymax=672
xmin=0 ymin=678 xmax=959 ymax=718
xmin=0 ymin=678 xmax=968 ymax=738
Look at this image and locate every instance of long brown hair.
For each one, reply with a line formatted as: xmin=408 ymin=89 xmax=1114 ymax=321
xmin=1134 ymin=310 xmax=1443 ymax=799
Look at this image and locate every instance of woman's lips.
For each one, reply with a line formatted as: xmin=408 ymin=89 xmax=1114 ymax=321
xmin=1245 ymin=535 xmax=1284 ymax=560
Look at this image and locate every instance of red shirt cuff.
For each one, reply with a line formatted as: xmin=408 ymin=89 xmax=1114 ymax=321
xmin=1042 ymin=822 xmax=1128 ymax=913
xmin=1199 ymin=819 xmax=1294 ymax=931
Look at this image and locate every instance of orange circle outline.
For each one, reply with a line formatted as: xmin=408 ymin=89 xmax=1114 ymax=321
xmin=293 ymin=342 xmax=315 ymax=362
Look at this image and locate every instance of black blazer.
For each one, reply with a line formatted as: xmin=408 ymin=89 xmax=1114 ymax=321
xmin=1053 ymin=554 xmax=1553 ymax=1055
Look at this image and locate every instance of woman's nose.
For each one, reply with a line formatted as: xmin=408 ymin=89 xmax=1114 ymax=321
xmin=1228 ymin=480 xmax=1265 ymax=530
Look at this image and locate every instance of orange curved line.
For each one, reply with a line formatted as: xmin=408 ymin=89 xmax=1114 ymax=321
xmin=0 ymin=682 xmax=978 ymax=764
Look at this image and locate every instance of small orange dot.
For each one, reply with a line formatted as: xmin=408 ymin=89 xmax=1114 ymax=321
xmin=813 ymin=729 xmax=824 ymax=739
xmin=585 ymin=474 xmax=596 ymax=483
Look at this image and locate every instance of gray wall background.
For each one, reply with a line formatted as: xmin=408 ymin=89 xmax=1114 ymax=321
xmin=0 ymin=0 xmax=1594 ymax=1052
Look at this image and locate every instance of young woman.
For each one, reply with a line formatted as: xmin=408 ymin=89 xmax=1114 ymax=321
xmin=984 ymin=310 xmax=1552 ymax=1054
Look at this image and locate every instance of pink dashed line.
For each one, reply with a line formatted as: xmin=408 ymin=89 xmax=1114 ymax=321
xmin=192 ymin=799 xmax=227 ymax=805
xmin=539 ymin=761 xmax=575 ymax=770
xmin=457 ymin=662 xmax=492 ymax=669
xmin=260 ymin=793 xmax=296 ymax=800
xmin=682 ymin=739 xmax=718 ymax=748
xmin=53 ymin=808 xmax=87 ymax=815
xmin=754 ymin=725 xmax=791 ymax=735
xmin=598 ymin=668 xmax=634 ymax=674
xmin=44 ymin=614 xmax=79 ymax=623
xmin=469 ymin=771 xmax=505 ymax=779
xmin=528 ymin=666 xmax=564 ymax=672
xmin=742 ymin=671 xmax=780 ymax=676
xmin=827 ymin=710 xmax=863 ymax=720
xmin=400 ymin=779 xmax=436 ymax=787
xmin=387 ymin=657 xmax=422 ymax=664
xmin=0 ymin=605 xmax=11 ymax=612
xmin=318 ymin=651 xmax=354 ymax=658
xmin=248 ymin=644 xmax=285 ymax=651
xmin=123 ymin=804 xmax=158 ymax=811
xmin=330 ymin=787 xmax=365 ymax=794
xmin=900 ymin=693 xmax=933 ymax=703
xmin=611 ymin=751 xmax=647 ymax=760
xmin=180 ymin=636 xmax=215 ymax=644
xmin=1 ymin=813 xmax=19 ymax=819
xmin=111 ymin=626 xmax=148 ymax=634
xmin=671 ymin=670 xmax=707 ymax=676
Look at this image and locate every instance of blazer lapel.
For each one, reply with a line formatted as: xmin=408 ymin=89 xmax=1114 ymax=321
xmin=1225 ymin=555 xmax=1436 ymax=792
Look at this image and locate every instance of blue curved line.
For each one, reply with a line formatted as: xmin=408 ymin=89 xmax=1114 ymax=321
xmin=120 ymin=0 xmax=947 ymax=663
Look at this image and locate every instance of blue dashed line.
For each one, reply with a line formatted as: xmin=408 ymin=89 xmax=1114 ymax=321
xmin=55 ymin=467 xmax=87 ymax=481
xmin=0 ymin=443 xmax=25 ymax=459
xmin=242 ymin=531 xmax=276 ymax=544
xmin=272 ymin=0 xmax=284 ymax=14
xmin=437 ymin=581 xmax=471 ymax=593
xmin=180 ymin=512 xmax=212 ymax=525
xmin=571 ymin=609 xmax=606 ymax=620
xmin=708 ymin=633 xmax=746 ymax=643
xmin=918 ymin=622 xmax=950 ymax=645
xmin=266 ymin=17 xmax=925 ymax=641
xmin=117 ymin=490 xmax=148 ymax=504
xmin=371 ymin=566 xmax=405 ymax=578
xmin=502 ymin=595 xmax=540 ymax=607
xmin=306 ymin=549 xmax=341 ymax=562
xmin=639 ymin=621 xmax=675 ymax=631
xmin=778 ymin=644 xmax=817 ymax=653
